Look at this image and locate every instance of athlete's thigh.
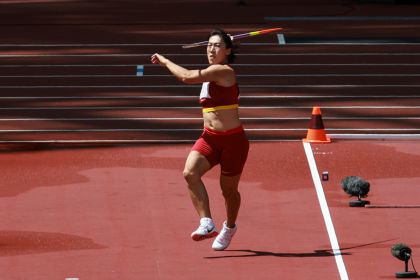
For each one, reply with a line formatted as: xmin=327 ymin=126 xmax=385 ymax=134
xmin=184 ymin=150 xmax=212 ymax=177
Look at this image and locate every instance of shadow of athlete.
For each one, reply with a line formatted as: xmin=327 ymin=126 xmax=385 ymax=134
xmin=204 ymin=249 xmax=351 ymax=259
xmin=204 ymin=239 xmax=397 ymax=259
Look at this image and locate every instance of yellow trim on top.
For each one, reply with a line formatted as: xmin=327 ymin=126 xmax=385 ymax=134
xmin=202 ymin=104 xmax=239 ymax=113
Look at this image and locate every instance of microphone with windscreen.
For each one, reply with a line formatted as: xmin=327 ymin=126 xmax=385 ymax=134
xmin=391 ymin=243 xmax=418 ymax=278
xmin=340 ymin=176 xmax=370 ymax=207
xmin=392 ymin=243 xmax=412 ymax=261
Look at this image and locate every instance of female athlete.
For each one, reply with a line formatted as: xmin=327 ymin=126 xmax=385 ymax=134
xmin=151 ymin=28 xmax=249 ymax=250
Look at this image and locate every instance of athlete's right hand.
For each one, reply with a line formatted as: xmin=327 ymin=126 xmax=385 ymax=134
xmin=151 ymin=53 xmax=167 ymax=66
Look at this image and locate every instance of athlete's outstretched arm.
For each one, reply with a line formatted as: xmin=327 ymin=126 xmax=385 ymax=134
xmin=151 ymin=53 xmax=231 ymax=85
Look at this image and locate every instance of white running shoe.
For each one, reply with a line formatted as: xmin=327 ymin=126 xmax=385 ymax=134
xmin=191 ymin=217 xmax=218 ymax=241
xmin=212 ymin=221 xmax=237 ymax=251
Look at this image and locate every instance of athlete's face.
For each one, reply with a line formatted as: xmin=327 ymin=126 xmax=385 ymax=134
xmin=207 ymin=35 xmax=231 ymax=65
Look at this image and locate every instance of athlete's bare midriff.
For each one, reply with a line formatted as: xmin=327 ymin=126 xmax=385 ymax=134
xmin=203 ymin=108 xmax=242 ymax=131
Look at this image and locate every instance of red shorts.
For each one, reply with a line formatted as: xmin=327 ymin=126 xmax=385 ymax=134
xmin=191 ymin=126 xmax=249 ymax=176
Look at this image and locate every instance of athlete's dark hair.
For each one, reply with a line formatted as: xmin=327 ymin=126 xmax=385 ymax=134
xmin=208 ymin=28 xmax=239 ymax=64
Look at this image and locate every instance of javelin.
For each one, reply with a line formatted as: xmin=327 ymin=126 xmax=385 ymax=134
xmin=181 ymin=27 xmax=283 ymax=49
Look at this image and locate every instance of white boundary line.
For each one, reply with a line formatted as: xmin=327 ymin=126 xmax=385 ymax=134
xmin=303 ymin=141 xmax=349 ymax=280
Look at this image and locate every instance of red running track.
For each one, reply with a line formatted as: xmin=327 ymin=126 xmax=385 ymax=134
xmin=1 ymin=140 xmax=420 ymax=279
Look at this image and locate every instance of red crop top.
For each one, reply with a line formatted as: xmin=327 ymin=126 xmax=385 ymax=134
xmin=199 ymin=81 xmax=239 ymax=112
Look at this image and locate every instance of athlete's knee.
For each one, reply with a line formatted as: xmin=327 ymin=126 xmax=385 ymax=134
xmin=222 ymin=187 xmax=241 ymax=201
xmin=183 ymin=168 xmax=201 ymax=184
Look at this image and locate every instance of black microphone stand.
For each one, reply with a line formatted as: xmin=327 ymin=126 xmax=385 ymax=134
xmin=395 ymin=253 xmax=418 ymax=278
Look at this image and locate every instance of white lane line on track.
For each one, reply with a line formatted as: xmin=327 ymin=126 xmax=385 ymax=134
xmin=303 ymin=141 xmax=349 ymax=280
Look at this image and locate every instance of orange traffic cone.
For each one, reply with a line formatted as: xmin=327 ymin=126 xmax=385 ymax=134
xmin=303 ymin=106 xmax=331 ymax=143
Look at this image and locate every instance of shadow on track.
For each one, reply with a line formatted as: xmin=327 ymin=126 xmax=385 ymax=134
xmin=205 ymin=238 xmax=398 ymax=259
